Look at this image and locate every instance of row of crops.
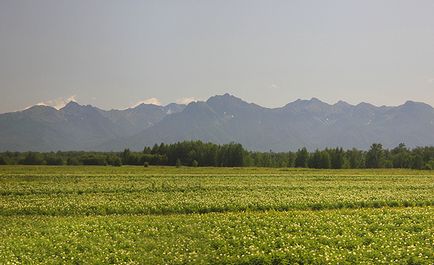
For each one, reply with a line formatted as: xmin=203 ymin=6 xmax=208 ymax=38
xmin=1 ymin=208 xmax=432 ymax=264
xmin=1 ymin=167 xmax=433 ymax=216
xmin=0 ymin=166 xmax=433 ymax=264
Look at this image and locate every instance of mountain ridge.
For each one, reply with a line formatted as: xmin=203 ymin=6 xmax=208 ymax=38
xmin=1 ymin=94 xmax=433 ymax=152
xmin=5 ymin=93 xmax=433 ymax=115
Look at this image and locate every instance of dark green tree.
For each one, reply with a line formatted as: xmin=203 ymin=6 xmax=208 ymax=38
xmin=20 ymin=152 xmax=45 ymax=165
xmin=319 ymin=151 xmax=331 ymax=169
xmin=107 ymin=155 xmax=122 ymax=167
xmin=391 ymin=143 xmax=410 ymax=168
xmin=329 ymin=148 xmax=345 ymax=169
xmin=366 ymin=144 xmax=385 ymax=168
xmin=295 ymin=148 xmax=309 ymax=168
xmin=67 ymin=157 xmax=81 ymax=166
xmin=121 ymin=149 xmax=131 ymax=164
xmin=308 ymin=150 xmax=322 ymax=168
xmin=0 ymin=156 xmax=7 ymax=165
xmin=411 ymin=154 xmax=424 ymax=170
xmin=287 ymin=152 xmax=296 ymax=167
xmin=176 ymin=158 xmax=182 ymax=168
xmin=346 ymin=148 xmax=365 ymax=169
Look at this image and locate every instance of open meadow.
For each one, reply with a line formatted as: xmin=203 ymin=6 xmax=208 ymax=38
xmin=0 ymin=166 xmax=433 ymax=264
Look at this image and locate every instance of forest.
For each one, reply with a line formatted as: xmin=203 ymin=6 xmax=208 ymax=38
xmin=0 ymin=141 xmax=433 ymax=170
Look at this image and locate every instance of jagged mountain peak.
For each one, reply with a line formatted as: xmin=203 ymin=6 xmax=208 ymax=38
xmin=286 ymin=97 xmax=327 ymax=105
xmin=61 ymin=101 xmax=81 ymax=110
xmin=309 ymin=97 xmax=322 ymax=102
xmin=400 ymin=100 xmax=433 ymax=110
xmin=184 ymin=101 xmax=214 ymax=113
xmin=24 ymin=104 xmax=58 ymax=113
xmin=282 ymin=97 xmax=331 ymax=113
xmin=130 ymin=103 xmax=163 ymax=111
xmin=206 ymin=93 xmax=264 ymax=115
xmin=207 ymin=93 xmax=246 ymax=104
xmin=356 ymin=102 xmax=376 ymax=109
xmin=334 ymin=100 xmax=351 ymax=107
xmin=61 ymin=102 xmax=104 ymax=119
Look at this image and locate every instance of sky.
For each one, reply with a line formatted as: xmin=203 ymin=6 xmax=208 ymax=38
xmin=1 ymin=0 xmax=434 ymax=113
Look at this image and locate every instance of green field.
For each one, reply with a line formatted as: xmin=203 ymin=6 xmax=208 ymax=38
xmin=0 ymin=166 xmax=433 ymax=264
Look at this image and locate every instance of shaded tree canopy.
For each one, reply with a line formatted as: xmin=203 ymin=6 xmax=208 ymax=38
xmin=0 ymin=142 xmax=432 ymax=170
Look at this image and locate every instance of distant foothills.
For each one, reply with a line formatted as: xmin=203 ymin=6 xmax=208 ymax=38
xmin=0 ymin=141 xmax=433 ymax=170
xmin=0 ymin=93 xmax=433 ymax=152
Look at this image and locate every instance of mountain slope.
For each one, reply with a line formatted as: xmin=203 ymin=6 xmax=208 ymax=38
xmin=109 ymin=94 xmax=434 ymax=151
xmin=1 ymin=94 xmax=433 ymax=151
xmin=98 ymin=103 xmax=185 ymax=136
xmin=0 ymin=102 xmax=185 ymax=151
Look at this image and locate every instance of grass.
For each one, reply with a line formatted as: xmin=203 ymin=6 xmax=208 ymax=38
xmin=0 ymin=166 xmax=433 ymax=264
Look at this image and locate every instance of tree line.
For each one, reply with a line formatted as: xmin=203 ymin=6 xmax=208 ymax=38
xmin=0 ymin=141 xmax=433 ymax=169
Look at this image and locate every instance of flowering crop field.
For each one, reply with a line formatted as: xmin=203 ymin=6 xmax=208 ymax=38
xmin=0 ymin=166 xmax=433 ymax=264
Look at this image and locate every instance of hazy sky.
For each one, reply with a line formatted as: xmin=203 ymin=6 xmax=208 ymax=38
xmin=1 ymin=0 xmax=434 ymax=113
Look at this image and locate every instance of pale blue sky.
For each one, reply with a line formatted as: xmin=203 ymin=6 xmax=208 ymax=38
xmin=1 ymin=0 xmax=434 ymax=112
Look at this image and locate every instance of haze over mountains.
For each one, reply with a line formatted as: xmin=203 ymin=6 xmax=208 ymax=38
xmin=1 ymin=94 xmax=433 ymax=152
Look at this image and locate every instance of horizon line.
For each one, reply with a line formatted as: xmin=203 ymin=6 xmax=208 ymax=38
xmin=3 ymin=93 xmax=433 ymax=115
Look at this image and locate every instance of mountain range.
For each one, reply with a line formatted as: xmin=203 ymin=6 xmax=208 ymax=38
xmin=1 ymin=93 xmax=433 ymax=152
